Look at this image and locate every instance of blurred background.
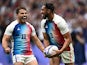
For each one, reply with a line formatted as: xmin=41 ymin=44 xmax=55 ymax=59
xmin=0 ymin=0 xmax=87 ymax=65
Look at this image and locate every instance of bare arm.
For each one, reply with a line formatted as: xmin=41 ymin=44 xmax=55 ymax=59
xmin=59 ymin=32 xmax=72 ymax=53
xmin=43 ymin=33 xmax=50 ymax=48
xmin=2 ymin=34 xmax=11 ymax=54
xmin=50 ymin=32 xmax=72 ymax=57
xmin=31 ymin=35 xmax=44 ymax=52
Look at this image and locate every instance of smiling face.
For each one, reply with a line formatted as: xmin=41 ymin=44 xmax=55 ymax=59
xmin=17 ymin=9 xmax=28 ymax=24
xmin=41 ymin=5 xmax=49 ymax=19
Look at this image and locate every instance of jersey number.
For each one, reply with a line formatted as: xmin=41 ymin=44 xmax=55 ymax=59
xmin=22 ymin=34 xmax=26 ymax=39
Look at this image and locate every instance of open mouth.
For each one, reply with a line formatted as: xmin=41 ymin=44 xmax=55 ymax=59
xmin=22 ymin=16 xmax=27 ymax=19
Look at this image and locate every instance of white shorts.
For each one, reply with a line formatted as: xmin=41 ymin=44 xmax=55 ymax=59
xmin=12 ymin=54 xmax=37 ymax=64
xmin=60 ymin=43 xmax=75 ymax=63
xmin=60 ymin=50 xmax=75 ymax=63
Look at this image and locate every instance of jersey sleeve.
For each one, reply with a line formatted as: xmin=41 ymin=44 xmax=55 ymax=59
xmin=31 ymin=25 xmax=36 ymax=36
xmin=4 ymin=24 xmax=14 ymax=36
xmin=4 ymin=20 xmax=18 ymax=36
xmin=41 ymin=19 xmax=46 ymax=33
xmin=56 ymin=17 xmax=69 ymax=35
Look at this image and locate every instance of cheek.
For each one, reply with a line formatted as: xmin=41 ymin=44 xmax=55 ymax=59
xmin=41 ymin=10 xmax=46 ymax=14
xmin=18 ymin=16 xmax=22 ymax=19
xmin=41 ymin=11 xmax=44 ymax=14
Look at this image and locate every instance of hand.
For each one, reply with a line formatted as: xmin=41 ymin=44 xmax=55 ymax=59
xmin=43 ymin=50 xmax=51 ymax=58
xmin=43 ymin=50 xmax=48 ymax=57
xmin=53 ymin=49 xmax=62 ymax=55
xmin=47 ymin=50 xmax=62 ymax=58
xmin=4 ymin=47 xmax=11 ymax=54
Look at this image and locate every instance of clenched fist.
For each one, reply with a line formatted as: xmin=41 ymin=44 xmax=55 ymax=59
xmin=4 ymin=47 xmax=11 ymax=54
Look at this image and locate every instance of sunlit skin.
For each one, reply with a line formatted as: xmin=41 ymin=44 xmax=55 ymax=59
xmin=40 ymin=4 xmax=74 ymax=65
xmin=41 ymin=5 xmax=48 ymax=19
xmin=17 ymin=9 xmax=28 ymax=24
xmin=41 ymin=5 xmax=54 ymax=20
xmin=2 ymin=7 xmax=45 ymax=65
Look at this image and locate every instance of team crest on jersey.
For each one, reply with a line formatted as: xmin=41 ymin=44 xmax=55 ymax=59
xmin=45 ymin=25 xmax=48 ymax=28
xmin=17 ymin=27 xmax=20 ymax=30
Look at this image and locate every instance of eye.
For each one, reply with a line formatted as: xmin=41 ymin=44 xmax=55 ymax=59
xmin=21 ymin=13 xmax=24 ymax=14
xmin=25 ymin=12 xmax=27 ymax=14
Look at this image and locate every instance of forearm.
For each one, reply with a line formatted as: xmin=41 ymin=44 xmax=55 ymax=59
xmin=43 ymin=33 xmax=49 ymax=48
xmin=60 ymin=39 xmax=72 ymax=52
xmin=32 ymin=35 xmax=44 ymax=52
xmin=60 ymin=32 xmax=72 ymax=52
xmin=2 ymin=35 xmax=10 ymax=49
xmin=2 ymin=38 xmax=11 ymax=54
xmin=2 ymin=38 xmax=9 ymax=49
xmin=35 ymin=39 xmax=44 ymax=52
xmin=44 ymin=39 xmax=49 ymax=48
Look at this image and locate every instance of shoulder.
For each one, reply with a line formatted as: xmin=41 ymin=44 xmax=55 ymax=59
xmin=53 ymin=14 xmax=66 ymax=24
xmin=26 ymin=22 xmax=36 ymax=36
xmin=6 ymin=20 xmax=18 ymax=29
xmin=26 ymin=22 xmax=34 ymax=27
xmin=53 ymin=14 xmax=68 ymax=27
xmin=4 ymin=20 xmax=19 ymax=35
xmin=26 ymin=22 xmax=35 ymax=30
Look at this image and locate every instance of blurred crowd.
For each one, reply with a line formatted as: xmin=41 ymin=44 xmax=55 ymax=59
xmin=0 ymin=0 xmax=87 ymax=41
xmin=0 ymin=0 xmax=87 ymax=65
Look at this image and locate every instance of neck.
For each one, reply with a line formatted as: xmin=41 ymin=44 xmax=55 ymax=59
xmin=17 ymin=19 xmax=26 ymax=24
xmin=48 ymin=13 xmax=54 ymax=20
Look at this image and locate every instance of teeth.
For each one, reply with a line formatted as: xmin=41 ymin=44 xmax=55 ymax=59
xmin=23 ymin=16 xmax=27 ymax=19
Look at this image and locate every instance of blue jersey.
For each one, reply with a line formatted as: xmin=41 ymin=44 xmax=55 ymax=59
xmin=4 ymin=20 xmax=36 ymax=55
xmin=41 ymin=14 xmax=71 ymax=51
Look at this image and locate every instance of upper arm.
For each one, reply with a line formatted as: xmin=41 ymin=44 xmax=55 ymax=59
xmin=2 ymin=34 xmax=11 ymax=42
xmin=30 ymin=25 xmax=36 ymax=36
xmin=2 ymin=34 xmax=11 ymax=49
xmin=56 ymin=16 xmax=69 ymax=35
xmin=55 ymin=17 xmax=72 ymax=41
xmin=43 ymin=33 xmax=49 ymax=40
xmin=43 ymin=33 xmax=50 ymax=47
xmin=63 ymin=32 xmax=72 ymax=41
xmin=2 ymin=23 xmax=14 ymax=42
xmin=31 ymin=35 xmax=38 ymax=42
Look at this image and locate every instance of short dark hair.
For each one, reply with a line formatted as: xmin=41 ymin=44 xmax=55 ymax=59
xmin=16 ymin=7 xmax=27 ymax=14
xmin=44 ymin=3 xmax=54 ymax=12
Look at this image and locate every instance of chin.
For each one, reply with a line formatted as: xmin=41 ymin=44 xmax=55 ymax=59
xmin=20 ymin=20 xmax=26 ymax=24
xmin=41 ymin=14 xmax=45 ymax=19
xmin=42 ymin=15 xmax=46 ymax=19
xmin=22 ymin=21 xmax=26 ymax=24
xmin=43 ymin=14 xmax=48 ymax=19
xmin=21 ymin=21 xmax=26 ymax=24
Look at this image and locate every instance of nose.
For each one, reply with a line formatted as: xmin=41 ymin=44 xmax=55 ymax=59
xmin=40 ymin=10 xmax=44 ymax=14
xmin=40 ymin=9 xmax=43 ymax=14
xmin=40 ymin=11 xmax=42 ymax=14
xmin=24 ymin=13 xmax=27 ymax=15
xmin=23 ymin=13 xmax=27 ymax=17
